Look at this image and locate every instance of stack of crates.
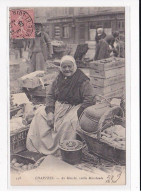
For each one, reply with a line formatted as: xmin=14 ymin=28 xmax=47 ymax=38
xmin=89 ymin=57 xmax=125 ymax=98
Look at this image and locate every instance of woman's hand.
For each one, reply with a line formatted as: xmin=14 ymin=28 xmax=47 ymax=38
xmin=47 ymin=112 xmax=54 ymax=127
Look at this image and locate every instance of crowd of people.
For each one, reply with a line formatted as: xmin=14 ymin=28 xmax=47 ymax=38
xmin=94 ymin=28 xmax=125 ymax=60
xmin=10 ymin=23 xmax=125 ymax=72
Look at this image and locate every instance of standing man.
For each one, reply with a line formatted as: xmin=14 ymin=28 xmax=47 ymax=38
xmin=28 ymin=22 xmax=53 ymax=72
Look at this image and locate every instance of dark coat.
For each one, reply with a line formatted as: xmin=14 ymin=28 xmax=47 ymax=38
xmin=29 ymin=32 xmax=53 ymax=61
xmin=94 ymin=39 xmax=111 ymax=61
xmin=95 ymin=32 xmax=107 ymax=43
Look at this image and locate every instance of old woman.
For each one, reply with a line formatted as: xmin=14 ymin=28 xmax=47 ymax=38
xmin=26 ymin=55 xmax=95 ymax=155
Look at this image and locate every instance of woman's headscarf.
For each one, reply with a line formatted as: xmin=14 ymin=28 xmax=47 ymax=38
xmin=97 ymin=28 xmax=104 ymax=36
xmin=56 ymin=55 xmax=90 ymax=105
xmin=60 ymin=55 xmax=77 ymax=74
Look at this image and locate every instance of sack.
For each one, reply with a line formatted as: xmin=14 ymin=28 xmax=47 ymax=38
xmin=79 ymin=102 xmax=111 ymax=133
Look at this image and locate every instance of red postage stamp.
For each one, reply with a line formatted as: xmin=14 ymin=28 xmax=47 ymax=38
xmin=9 ymin=9 xmax=35 ymax=39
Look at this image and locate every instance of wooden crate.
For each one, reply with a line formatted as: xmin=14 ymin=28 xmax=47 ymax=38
xmin=10 ymin=126 xmax=29 ymax=154
xmin=90 ymin=75 xmax=125 ymax=87
xmin=89 ymin=58 xmax=125 ymax=71
xmin=105 ymin=87 xmax=125 ymax=99
xmin=93 ymin=82 xmax=125 ymax=96
xmin=30 ymin=85 xmax=50 ymax=97
xmin=90 ymin=66 xmax=125 ymax=78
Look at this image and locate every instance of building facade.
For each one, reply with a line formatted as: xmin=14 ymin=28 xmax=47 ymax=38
xmin=34 ymin=7 xmax=125 ymax=44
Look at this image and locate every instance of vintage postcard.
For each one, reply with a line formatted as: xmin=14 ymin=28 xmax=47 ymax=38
xmin=9 ymin=6 xmax=127 ymax=186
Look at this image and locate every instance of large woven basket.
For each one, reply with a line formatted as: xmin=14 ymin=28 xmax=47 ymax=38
xmin=78 ymin=95 xmax=126 ymax=165
xmin=79 ymin=128 xmax=126 ymax=165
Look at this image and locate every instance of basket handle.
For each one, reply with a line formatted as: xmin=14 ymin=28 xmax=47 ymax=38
xmin=97 ymin=106 xmax=124 ymax=140
xmin=94 ymin=95 xmax=111 ymax=106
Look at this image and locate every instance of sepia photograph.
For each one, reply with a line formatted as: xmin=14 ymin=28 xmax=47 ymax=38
xmin=9 ymin=6 xmax=127 ymax=186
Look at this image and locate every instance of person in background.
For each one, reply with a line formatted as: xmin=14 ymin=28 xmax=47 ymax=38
xmin=12 ymin=39 xmax=24 ymax=58
xmin=104 ymin=32 xmax=119 ymax=48
xmin=113 ymin=34 xmax=125 ymax=58
xmin=94 ymin=36 xmax=111 ymax=61
xmin=95 ymin=28 xmax=107 ymax=44
xmin=26 ymin=55 xmax=95 ymax=155
xmin=28 ymin=23 xmax=53 ymax=72
xmin=94 ymin=31 xmax=120 ymax=61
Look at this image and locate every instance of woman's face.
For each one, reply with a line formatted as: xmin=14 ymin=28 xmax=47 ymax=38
xmin=61 ymin=61 xmax=75 ymax=77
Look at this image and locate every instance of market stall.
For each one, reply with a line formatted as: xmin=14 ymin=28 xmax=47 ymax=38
xmin=10 ymin=88 xmax=126 ymax=175
xmin=10 ymin=40 xmax=126 ymax=176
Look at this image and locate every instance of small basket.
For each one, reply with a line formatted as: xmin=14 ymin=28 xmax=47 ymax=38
xmin=10 ymin=125 xmax=29 ymax=154
xmin=10 ymin=152 xmax=45 ymax=172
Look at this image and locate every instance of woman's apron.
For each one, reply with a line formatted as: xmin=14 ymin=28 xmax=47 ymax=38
xmin=26 ymin=102 xmax=80 ymax=155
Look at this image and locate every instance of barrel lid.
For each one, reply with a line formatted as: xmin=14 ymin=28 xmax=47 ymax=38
xmin=59 ymin=140 xmax=83 ymax=151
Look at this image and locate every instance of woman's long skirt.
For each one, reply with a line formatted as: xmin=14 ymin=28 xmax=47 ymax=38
xmin=26 ymin=101 xmax=80 ymax=155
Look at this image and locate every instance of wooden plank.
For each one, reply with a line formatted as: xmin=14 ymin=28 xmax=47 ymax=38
xmin=92 ymin=87 xmax=125 ymax=99
xmin=89 ymin=58 xmax=125 ymax=71
xmin=90 ymin=61 xmax=124 ymax=71
xmin=93 ymin=82 xmax=125 ymax=95
xmin=90 ymin=66 xmax=125 ymax=78
xmin=105 ymin=87 xmax=125 ymax=99
xmin=90 ymin=75 xmax=125 ymax=87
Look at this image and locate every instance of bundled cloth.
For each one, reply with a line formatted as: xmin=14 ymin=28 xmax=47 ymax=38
xmin=10 ymin=117 xmax=25 ymax=132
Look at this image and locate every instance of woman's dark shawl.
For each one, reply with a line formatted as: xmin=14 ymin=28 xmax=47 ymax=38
xmin=55 ymin=69 xmax=90 ymax=105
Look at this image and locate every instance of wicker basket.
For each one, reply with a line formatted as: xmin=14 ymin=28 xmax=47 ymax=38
xmin=79 ymin=129 xmax=126 ymax=165
xmin=10 ymin=125 xmax=29 ymax=154
xmin=78 ymin=95 xmax=126 ymax=165
xmin=10 ymin=152 xmax=45 ymax=172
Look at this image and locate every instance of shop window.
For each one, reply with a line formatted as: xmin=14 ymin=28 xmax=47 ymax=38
xmin=89 ymin=29 xmax=96 ymax=41
xmin=54 ymin=26 xmax=61 ymax=39
xmin=79 ymin=8 xmax=86 ymax=15
xmin=63 ymin=25 xmax=70 ymax=38
xmin=79 ymin=25 xmax=85 ymax=40
xmin=122 ymin=21 xmax=125 ymax=28
xmin=64 ymin=8 xmax=69 ymax=15
xmin=69 ymin=8 xmax=74 ymax=15
xmin=103 ymin=21 xmax=111 ymax=28
xmin=117 ymin=20 xmax=125 ymax=31
xmin=89 ymin=22 xmax=97 ymax=29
